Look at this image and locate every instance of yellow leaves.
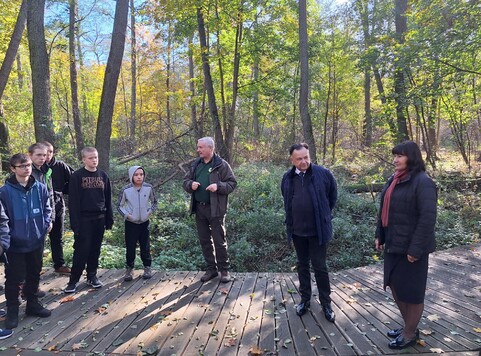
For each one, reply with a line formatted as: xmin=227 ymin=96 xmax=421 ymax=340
xmin=47 ymin=344 xmax=58 ymax=351
xmin=372 ymin=254 xmax=380 ymax=261
xmin=473 ymin=327 xmax=481 ymax=333
xmin=94 ymin=302 xmax=111 ymax=315
xmin=427 ymin=314 xmax=440 ymax=321
xmin=72 ymin=342 xmax=89 ymax=351
xmin=420 ymin=329 xmax=433 ymax=336
xmin=429 ymin=348 xmax=445 ymax=353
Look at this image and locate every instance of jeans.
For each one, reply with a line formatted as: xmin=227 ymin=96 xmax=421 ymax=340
xmin=195 ymin=203 xmax=229 ymax=272
xmin=125 ymin=220 xmax=152 ymax=268
xmin=69 ymin=216 xmax=105 ymax=284
xmin=292 ymin=235 xmax=331 ymax=305
xmin=5 ymin=246 xmax=43 ymax=307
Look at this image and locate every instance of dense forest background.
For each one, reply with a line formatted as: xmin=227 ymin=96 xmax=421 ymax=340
xmin=0 ymin=0 xmax=479 ymax=271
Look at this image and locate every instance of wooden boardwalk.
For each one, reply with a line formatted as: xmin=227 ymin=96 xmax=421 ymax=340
xmin=0 ymin=243 xmax=480 ymax=355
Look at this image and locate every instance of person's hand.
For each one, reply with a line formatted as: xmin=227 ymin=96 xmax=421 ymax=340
xmin=407 ymin=255 xmax=418 ymax=263
xmin=192 ymin=181 xmax=201 ymax=191
xmin=375 ymin=238 xmax=383 ymax=252
xmin=47 ymin=222 xmax=53 ymax=233
xmin=206 ymin=183 xmax=218 ymax=192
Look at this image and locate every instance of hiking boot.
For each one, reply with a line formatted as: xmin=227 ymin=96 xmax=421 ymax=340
xmin=54 ymin=266 xmax=71 ymax=274
xmin=142 ymin=267 xmax=152 ymax=279
xmin=87 ymin=276 xmax=103 ymax=289
xmin=220 ymin=271 xmax=231 ymax=283
xmin=200 ymin=270 xmax=218 ymax=282
xmin=124 ymin=268 xmax=133 ymax=282
xmin=26 ymin=299 xmax=51 ymax=318
xmin=64 ymin=282 xmax=77 ymax=294
xmin=0 ymin=328 xmax=13 ymax=340
xmin=5 ymin=306 xmax=19 ymax=329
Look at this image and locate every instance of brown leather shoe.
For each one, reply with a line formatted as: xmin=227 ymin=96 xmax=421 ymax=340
xmin=220 ymin=271 xmax=231 ymax=283
xmin=200 ymin=270 xmax=218 ymax=282
xmin=55 ymin=266 xmax=71 ymax=274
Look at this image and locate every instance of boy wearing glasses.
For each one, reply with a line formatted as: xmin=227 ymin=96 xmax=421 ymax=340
xmin=0 ymin=154 xmax=52 ymax=329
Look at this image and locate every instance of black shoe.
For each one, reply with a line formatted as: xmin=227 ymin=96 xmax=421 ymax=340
xmin=64 ymin=282 xmax=77 ymax=294
xmin=322 ymin=304 xmax=335 ymax=322
xmin=200 ymin=270 xmax=218 ymax=282
xmin=388 ymin=328 xmax=419 ymax=339
xmin=387 ymin=328 xmax=403 ymax=338
xmin=5 ymin=307 xmax=19 ymax=329
xmin=388 ymin=334 xmax=417 ymax=349
xmin=25 ymin=299 xmax=51 ymax=318
xmin=296 ymin=301 xmax=310 ymax=316
xmin=87 ymin=276 xmax=103 ymax=289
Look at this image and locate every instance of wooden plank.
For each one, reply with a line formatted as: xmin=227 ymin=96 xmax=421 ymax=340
xmin=257 ymin=273 xmax=277 ymax=354
xmin=188 ymin=272 xmax=245 ymax=355
xmin=208 ymin=272 xmax=257 ymax=356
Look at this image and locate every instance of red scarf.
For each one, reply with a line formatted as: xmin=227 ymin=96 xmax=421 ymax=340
xmin=381 ymin=169 xmax=408 ymax=227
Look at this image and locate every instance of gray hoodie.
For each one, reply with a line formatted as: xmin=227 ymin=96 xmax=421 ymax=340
xmin=117 ymin=166 xmax=158 ymax=224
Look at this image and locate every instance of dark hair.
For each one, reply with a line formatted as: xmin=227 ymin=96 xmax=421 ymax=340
xmin=289 ymin=142 xmax=309 ymax=156
xmin=10 ymin=153 xmax=30 ymax=167
xmin=392 ymin=141 xmax=426 ymax=172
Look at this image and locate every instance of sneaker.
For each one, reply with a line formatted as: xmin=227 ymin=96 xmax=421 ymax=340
xmin=124 ymin=268 xmax=133 ymax=282
xmin=55 ymin=266 xmax=71 ymax=274
xmin=87 ymin=276 xmax=103 ymax=289
xmin=0 ymin=309 xmax=6 ymax=318
xmin=64 ymin=282 xmax=77 ymax=294
xmin=220 ymin=271 xmax=231 ymax=283
xmin=0 ymin=328 xmax=13 ymax=340
xmin=26 ymin=299 xmax=51 ymax=318
xmin=142 ymin=267 xmax=152 ymax=280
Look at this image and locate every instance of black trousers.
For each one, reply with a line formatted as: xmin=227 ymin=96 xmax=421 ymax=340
xmin=5 ymin=246 xmax=43 ymax=307
xmin=125 ymin=220 xmax=152 ymax=268
xmin=292 ymin=235 xmax=331 ymax=306
xmin=49 ymin=203 xmax=66 ymax=269
xmin=195 ymin=204 xmax=229 ymax=272
xmin=69 ymin=216 xmax=105 ymax=284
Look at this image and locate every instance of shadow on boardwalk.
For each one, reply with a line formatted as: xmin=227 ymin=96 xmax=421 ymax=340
xmin=0 ymin=243 xmax=480 ymax=355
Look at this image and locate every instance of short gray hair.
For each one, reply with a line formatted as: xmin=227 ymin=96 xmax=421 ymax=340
xmin=198 ymin=136 xmax=215 ymax=149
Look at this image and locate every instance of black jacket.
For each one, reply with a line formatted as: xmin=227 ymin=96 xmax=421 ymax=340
xmin=376 ymin=171 xmax=437 ymax=258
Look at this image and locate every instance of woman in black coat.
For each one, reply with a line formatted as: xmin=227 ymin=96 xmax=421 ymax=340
xmin=375 ymin=141 xmax=437 ymax=350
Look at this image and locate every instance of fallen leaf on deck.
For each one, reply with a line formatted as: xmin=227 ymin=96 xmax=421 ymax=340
xmin=72 ymin=342 xmax=89 ymax=350
xmin=250 ymin=293 xmax=255 ymax=299
xmin=473 ymin=327 xmax=481 ymax=333
xmin=59 ymin=296 xmax=75 ymax=304
xmin=417 ymin=339 xmax=426 ymax=346
xmin=219 ymin=288 xmax=229 ymax=295
xmin=224 ymin=338 xmax=237 ymax=347
xmin=427 ymin=314 xmax=439 ymax=321
xmin=420 ymin=329 xmax=433 ymax=335
xmin=429 ymin=348 xmax=444 ymax=353
xmin=249 ymin=345 xmax=263 ymax=355
xmin=287 ymin=288 xmax=297 ymax=294
xmin=112 ymin=338 xmax=124 ymax=346
xmin=47 ymin=345 xmax=58 ymax=351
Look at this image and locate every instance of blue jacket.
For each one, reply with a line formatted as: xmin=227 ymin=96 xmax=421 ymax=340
xmin=0 ymin=176 xmax=52 ymax=253
xmin=281 ymin=164 xmax=337 ymax=245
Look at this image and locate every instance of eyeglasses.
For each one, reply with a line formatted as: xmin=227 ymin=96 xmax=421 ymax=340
xmin=13 ymin=164 xmax=32 ymax=170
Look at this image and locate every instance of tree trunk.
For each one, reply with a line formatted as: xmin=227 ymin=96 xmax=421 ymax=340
xmin=0 ymin=0 xmax=27 ymax=99
xmin=130 ymin=0 xmax=137 ymax=142
xmin=69 ymin=0 xmax=84 ymax=158
xmin=188 ymin=36 xmax=199 ymax=138
xmin=393 ymin=0 xmax=409 ymax=142
xmin=0 ymin=103 xmax=10 ymax=172
xmin=16 ymin=54 xmax=24 ymax=90
xmin=95 ymin=0 xmax=129 ymax=172
xmin=166 ymin=21 xmax=172 ymax=141
xmin=27 ymin=0 xmax=55 ymax=144
xmin=299 ymin=0 xmax=317 ymax=163
xmin=252 ymin=60 xmax=260 ymax=138
xmin=196 ymin=7 xmax=229 ymax=161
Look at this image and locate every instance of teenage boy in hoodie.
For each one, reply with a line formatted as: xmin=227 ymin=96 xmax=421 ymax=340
xmin=64 ymin=147 xmax=113 ymax=293
xmin=42 ymin=141 xmax=74 ymax=274
xmin=117 ymin=166 xmax=157 ymax=281
xmin=0 ymin=154 xmax=52 ymax=329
